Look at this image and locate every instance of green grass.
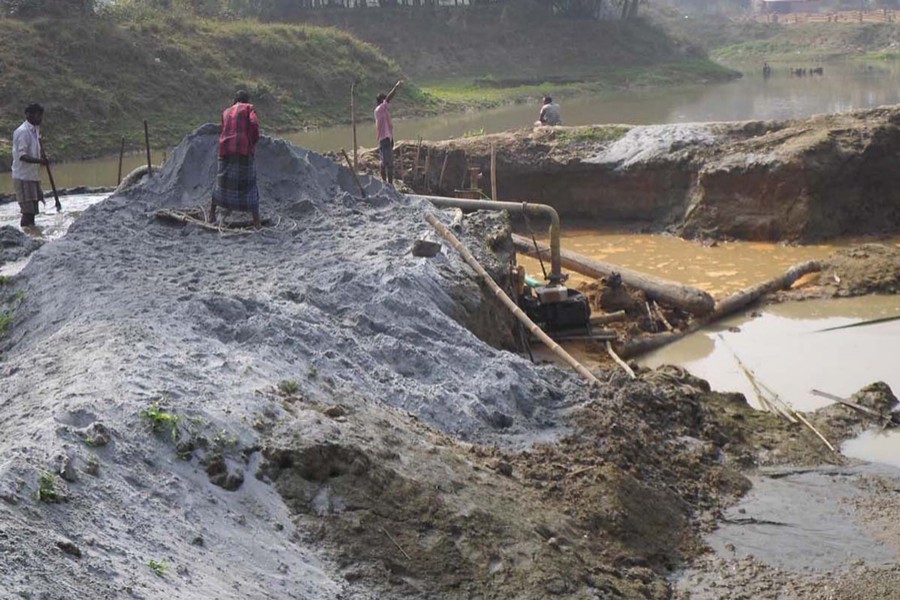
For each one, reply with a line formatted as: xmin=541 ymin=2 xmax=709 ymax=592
xmin=0 ymin=312 xmax=10 ymax=336
xmin=422 ymin=59 xmax=737 ymax=110
xmin=277 ymin=379 xmax=299 ymax=395
xmin=0 ymin=14 xmax=423 ymax=169
xmin=148 ymin=560 xmax=168 ymax=577
xmin=36 ymin=472 xmax=62 ymax=503
xmin=712 ymin=22 xmax=900 ymax=62
xmin=139 ymin=400 xmax=181 ymax=441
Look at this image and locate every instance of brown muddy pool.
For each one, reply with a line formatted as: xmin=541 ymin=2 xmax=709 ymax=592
xmin=520 ymin=230 xmax=900 ymax=467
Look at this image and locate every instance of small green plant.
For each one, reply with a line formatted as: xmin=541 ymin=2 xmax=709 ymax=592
xmin=463 ymin=127 xmax=486 ymax=138
xmin=307 ymin=366 xmax=318 ymax=379
xmin=213 ymin=429 xmax=238 ymax=449
xmin=0 ymin=276 xmax=11 ymax=285
xmin=140 ymin=401 xmax=181 ymax=442
xmin=0 ymin=312 xmax=11 ymax=336
xmin=148 ymin=560 xmax=168 ymax=577
xmin=277 ymin=379 xmax=299 ymax=395
xmin=37 ymin=472 xmax=61 ymax=502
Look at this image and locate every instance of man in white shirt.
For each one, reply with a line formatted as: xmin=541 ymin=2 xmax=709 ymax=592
xmin=12 ymin=103 xmax=48 ymax=229
xmin=539 ymin=96 xmax=562 ymax=126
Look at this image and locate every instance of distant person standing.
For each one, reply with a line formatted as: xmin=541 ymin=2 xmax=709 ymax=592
xmin=374 ymin=80 xmax=402 ymax=185
xmin=11 ymin=103 xmax=48 ymax=230
xmin=210 ymin=90 xmax=261 ymax=228
xmin=539 ymin=96 xmax=562 ymax=126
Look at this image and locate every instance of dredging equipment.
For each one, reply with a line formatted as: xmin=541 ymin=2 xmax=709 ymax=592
xmin=411 ymin=195 xmax=591 ymax=333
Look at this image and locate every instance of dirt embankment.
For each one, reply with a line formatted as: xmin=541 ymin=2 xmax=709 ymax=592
xmin=4 ymin=126 xmax=895 ymax=598
xmin=294 ymin=3 xmax=707 ymax=81
xmin=378 ymin=106 xmax=900 ymax=242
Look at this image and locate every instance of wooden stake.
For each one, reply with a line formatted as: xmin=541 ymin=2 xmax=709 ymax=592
xmin=426 ymin=212 xmax=599 ymax=385
xmin=340 ymin=149 xmax=367 ymax=198
xmin=423 ymin=147 xmax=432 ymax=193
xmin=143 ymin=120 xmax=152 ymax=177
xmin=351 ymin=81 xmax=358 ymax=171
xmin=438 ymin=151 xmax=449 ymax=192
xmin=117 ymin=136 xmax=125 ymax=185
xmin=490 ymin=142 xmax=498 ymax=201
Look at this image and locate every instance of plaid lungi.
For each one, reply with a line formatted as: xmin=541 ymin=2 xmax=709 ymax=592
xmin=14 ymin=179 xmax=42 ymax=215
xmin=212 ymin=155 xmax=259 ymax=212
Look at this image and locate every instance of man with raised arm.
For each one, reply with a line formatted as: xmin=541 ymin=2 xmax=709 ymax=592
xmin=374 ymin=80 xmax=402 ymax=185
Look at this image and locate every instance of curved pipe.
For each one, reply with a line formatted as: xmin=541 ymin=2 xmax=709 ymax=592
xmin=410 ymin=194 xmax=563 ymax=284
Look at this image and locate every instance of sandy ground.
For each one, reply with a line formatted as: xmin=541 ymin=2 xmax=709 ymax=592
xmin=1 ymin=125 xmax=899 ymax=599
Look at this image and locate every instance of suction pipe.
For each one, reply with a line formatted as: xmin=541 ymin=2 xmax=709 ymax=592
xmin=410 ymin=195 xmax=563 ymax=285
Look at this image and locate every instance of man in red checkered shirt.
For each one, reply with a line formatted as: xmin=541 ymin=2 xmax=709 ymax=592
xmin=210 ymin=90 xmax=261 ymax=228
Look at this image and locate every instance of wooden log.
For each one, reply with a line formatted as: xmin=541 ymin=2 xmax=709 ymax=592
xmin=426 ymin=213 xmax=599 ymax=385
xmin=617 ymin=259 xmax=824 ymax=359
xmin=513 ymin=234 xmax=715 ymax=315
xmin=590 ymin=310 xmax=627 ymax=326
xmin=713 ymin=260 xmax=822 ymax=318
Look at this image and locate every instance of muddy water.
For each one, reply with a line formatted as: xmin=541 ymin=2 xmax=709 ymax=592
xmin=6 ymin=59 xmax=900 ymax=194
xmin=517 ymin=229 xmax=859 ymax=297
xmin=639 ymin=298 xmax=900 ymax=468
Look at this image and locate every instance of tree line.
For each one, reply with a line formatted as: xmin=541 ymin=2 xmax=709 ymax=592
xmin=1 ymin=0 xmax=643 ymax=20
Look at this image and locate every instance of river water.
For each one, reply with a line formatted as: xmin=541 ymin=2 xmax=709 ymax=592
xmin=5 ymin=59 xmax=900 ymax=194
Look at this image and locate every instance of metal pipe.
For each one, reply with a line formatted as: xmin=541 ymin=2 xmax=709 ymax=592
xmin=410 ymin=194 xmax=563 ymax=284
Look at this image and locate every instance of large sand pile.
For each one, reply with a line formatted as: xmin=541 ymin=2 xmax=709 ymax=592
xmin=0 ymin=125 xmax=590 ymax=597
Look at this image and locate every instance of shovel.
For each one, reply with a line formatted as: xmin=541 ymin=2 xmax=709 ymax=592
xmin=40 ymin=143 xmax=62 ymax=213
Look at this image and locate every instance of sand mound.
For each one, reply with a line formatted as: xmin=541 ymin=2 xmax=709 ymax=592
xmin=0 ymin=126 xmax=590 ymax=597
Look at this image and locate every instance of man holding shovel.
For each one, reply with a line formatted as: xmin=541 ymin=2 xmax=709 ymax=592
xmin=11 ymin=103 xmax=49 ymax=230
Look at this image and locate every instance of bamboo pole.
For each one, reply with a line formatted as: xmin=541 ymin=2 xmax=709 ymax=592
xmin=490 ymin=143 xmax=498 ymax=201
xmin=606 ymin=342 xmax=635 ymax=379
xmin=117 ymin=136 xmax=125 ymax=185
xmin=351 ymin=81 xmax=358 ymax=171
xmin=340 ymin=149 xmax=367 ymax=198
xmin=425 ymin=212 xmax=599 ymax=385
xmin=143 ymin=120 xmax=152 ymax=177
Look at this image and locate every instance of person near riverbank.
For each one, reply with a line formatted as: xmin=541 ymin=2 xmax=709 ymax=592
xmin=11 ymin=103 xmax=48 ymax=229
xmin=374 ymin=80 xmax=402 ymax=185
xmin=539 ymin=96 xmax=562 ymax=126
xmin=210 ymin=90 xmax=261 ymax=228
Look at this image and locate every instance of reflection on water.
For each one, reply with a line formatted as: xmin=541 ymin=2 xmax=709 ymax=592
xmin=7 ymin=60 xmax=900 ymax=193
xmin=638 ymin=295 xmax=900 ymax=495
xmin=639 ymin=296 xmax=900 ymax=413
xmin=843 ymin=430 xmax=900 ymax=469
xmin=518 ymin=229 xmax=865 ymax=297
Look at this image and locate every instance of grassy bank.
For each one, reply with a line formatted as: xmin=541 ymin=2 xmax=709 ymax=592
xmin=713 ymin=22 xmax=900 ymax=62
xmin=1 ymin=9 xmax=734 ymax=169
xmin=424 ymin=59 xmax=737 ymax=108
xmin=0 ymin=15 xmax=427 ymax=169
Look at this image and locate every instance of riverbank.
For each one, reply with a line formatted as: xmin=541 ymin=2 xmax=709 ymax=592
xmin=0 ymin=9 xmax=734 ymax=171
xmin=2 ymin=126 xmax=898 ymax=598
xmin=374 ymin=106 xmax=900 ymax=243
